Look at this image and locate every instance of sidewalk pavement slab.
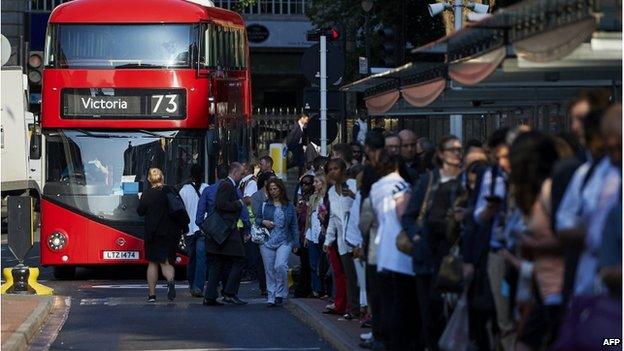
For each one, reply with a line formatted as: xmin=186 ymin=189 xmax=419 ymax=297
xmin=2 ymin=295 xmax=54 ymax=351
xmin=285 ymin=297 xmax=365 ymax=351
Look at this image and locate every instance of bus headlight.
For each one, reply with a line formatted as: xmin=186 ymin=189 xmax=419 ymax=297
xmin=47 ymin=232 xmax=67 ymax=251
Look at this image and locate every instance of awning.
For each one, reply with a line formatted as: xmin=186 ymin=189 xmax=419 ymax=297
xmin=449 ymin=46 xmax=506 ymax=85
xmin=340 ymin=0 xmax=613 ymax=115
xmin=400 ymin=78 xmax=447 ymax=107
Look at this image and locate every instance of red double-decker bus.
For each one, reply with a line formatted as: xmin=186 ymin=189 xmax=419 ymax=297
xmin=40 ymin=0 xmax=251 ymax=278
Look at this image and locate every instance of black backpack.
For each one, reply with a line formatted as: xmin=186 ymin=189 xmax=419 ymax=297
xmin=165 ymin=186 xmax=190 ymax=235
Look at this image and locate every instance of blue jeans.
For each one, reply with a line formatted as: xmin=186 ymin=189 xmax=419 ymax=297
xmin=186 ymin=232 xmax=207 ymax=292
xmin=307 ymin=242 xmax=323 ymax=294
xmin=260 ymin=243 xmax=292 ymax=303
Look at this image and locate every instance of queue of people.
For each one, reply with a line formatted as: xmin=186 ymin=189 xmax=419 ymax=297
xmin=135 ymin=89 xmax=621 ymax=351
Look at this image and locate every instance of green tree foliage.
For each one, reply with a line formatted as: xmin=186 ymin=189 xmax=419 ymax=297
xmin=231 ymin=0 xmax=258 ymax=13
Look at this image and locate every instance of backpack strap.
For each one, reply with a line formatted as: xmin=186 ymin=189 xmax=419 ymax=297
xmin=191 ymin=182 xmax=202 ymax=199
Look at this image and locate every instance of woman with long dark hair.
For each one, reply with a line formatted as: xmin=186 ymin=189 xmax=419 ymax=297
xmin=506 ymin=131 xmax=564 ymax=351
xmin=304 ymin=174 xmax=328 ymax=297
xmin=257 ymin=178 xmax=300 ymax=307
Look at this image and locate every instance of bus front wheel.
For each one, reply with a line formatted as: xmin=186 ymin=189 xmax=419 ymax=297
xmin=53 ymin=266 xmax=76 ymax=280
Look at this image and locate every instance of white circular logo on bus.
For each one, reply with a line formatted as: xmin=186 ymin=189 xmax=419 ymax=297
xmin=115 ymin=238 xmax=126 ymax=247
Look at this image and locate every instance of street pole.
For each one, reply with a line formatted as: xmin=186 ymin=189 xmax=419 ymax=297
xmin=320 ymin=35 xmax=328 ymax=156
xmin=365 ymin=13 xmax=370 ymax=74
xmin=450 ymin=0 xmax=463 ymax=141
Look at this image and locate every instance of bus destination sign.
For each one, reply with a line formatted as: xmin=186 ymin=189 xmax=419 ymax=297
xmin=61 ymin=88 xmax=186 ymax=119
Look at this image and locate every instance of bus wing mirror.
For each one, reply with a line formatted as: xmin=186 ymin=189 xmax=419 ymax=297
xmin=29 ymin=125 xmax=42 ymax=160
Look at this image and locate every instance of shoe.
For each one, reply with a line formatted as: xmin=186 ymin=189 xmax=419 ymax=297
xmin=203 ymin=298 xmax=224 ymax=306
xmin=359 ymin=340 xmax=384 ymax=350
xmin=223 ymin=296 xmax=248 ymax=305
xmin=325 ymin=303 xmax=335 ymax=310
xmin=147 ymin=295 xmax=156 ymax=303
xmin=311 ymin=292 xmax=320 ymax=298
xmin=322 ymin=309 xmax=339 ymax=315
xmin=267 ymin=302 xmax=277 ymax=307
xmin=190 ymin=289 xmax=204 ymax=298
xmin=167 ymin=281 xmax=176 ymax=301
xmin=343 ymin=313 xmax=354 ymax=320
xmin=275 ymin=297 xmax=283 ymax=305
xmin=361 ymin=320 xmax=371 ymax=328
xmin=360 ymin=332 xmax=372 ymax=341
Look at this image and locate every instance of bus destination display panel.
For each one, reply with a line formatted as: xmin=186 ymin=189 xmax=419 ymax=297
xmin=61 ymin=88 xmax=186 ymax=119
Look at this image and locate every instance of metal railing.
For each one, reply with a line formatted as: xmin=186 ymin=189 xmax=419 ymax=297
xmin=28 ymin=0 xmax=68 ymax=11
xmin=214 ymin=0 xmax=310 ymax=15
xmin=251 ymin=107 xmax=306 ymax=157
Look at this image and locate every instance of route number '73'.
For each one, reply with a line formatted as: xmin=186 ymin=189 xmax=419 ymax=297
xmin=152 ymin=94 xmax=178 ymax=114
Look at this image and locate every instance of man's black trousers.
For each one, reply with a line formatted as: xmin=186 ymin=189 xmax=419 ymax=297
xmin=204 ymin=254 xmax=245 ymax=300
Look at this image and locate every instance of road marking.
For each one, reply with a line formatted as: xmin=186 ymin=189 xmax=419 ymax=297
xmin=78 ymin=297 xmax=270 ymax=306
xmin=91 ymin=283 xmax=191 ymax=289
xmin=138 ymin=348 xmax=321 ymax=351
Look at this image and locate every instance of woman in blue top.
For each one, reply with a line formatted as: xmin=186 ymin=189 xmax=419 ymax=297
xmin=257 ymin=178 xmax=300 ymax=307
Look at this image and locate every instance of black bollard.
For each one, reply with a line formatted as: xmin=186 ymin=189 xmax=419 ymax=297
xmin=10 ymin=263 xmax=35 ymax=294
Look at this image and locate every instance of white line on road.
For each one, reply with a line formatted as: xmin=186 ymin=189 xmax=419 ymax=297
xmin=138 ymin=348 xmax=321 ymax=351
xmin=91 ymin=284 xmax=190 ymax=289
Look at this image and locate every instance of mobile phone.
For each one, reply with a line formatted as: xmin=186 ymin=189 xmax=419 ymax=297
xmin=485 ymin=195 xmax=503 ymax=203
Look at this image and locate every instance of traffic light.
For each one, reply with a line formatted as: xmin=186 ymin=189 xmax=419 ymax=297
xmin=27 ymin=51 xmax=43 ymax=89
xmin=378 ymin=26 xmax=396 ymax=67
xmin=307 ymin=27 xmax=341 ymax=42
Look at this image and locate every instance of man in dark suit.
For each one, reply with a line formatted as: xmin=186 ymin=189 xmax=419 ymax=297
xmin=287 ymin=113 xmax=310 ymax=176
xmin=200 ymin=162 xmax=248 ymax=306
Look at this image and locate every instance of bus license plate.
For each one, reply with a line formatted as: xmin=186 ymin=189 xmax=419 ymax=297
xmin=103 ymin=251 xmax=139 ymax=260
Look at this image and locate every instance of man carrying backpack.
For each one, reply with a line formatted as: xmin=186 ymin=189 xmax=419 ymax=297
xmin=179 ymin=164 xmax=209 ymax=297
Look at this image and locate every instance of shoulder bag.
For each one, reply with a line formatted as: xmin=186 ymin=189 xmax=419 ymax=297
xmin=251 ymin=202 xmax=270 ymax=244
xmin=165 ymin=186 xmax=190 ymax=235
xmin=397 ymin=172 xmax=434 ymax=254
xmin=199 ymin=183 xmax=231 ymax=246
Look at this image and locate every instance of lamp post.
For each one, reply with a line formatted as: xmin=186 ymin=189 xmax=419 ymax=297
xmin=428 ymin=1 xmax=489 ymax=140
xmin=361 ymin=0 xmax=373 ymax=74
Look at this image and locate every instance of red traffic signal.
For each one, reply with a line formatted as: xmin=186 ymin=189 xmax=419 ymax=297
xmin=306 ymin=27 xmax=341 ymax=42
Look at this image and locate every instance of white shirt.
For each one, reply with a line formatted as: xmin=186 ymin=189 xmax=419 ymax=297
xmin=356 ymin=119 xmax=368 ymax=145
xmin=179 ymin=182 xmax=209 ymax=235
xmin=345 ymin=192 xmax=363 ymax=247
xmin=573 ymin=163 xmax=621 ymax=296
xmin=323 ymin=178 xmax=357 ymax=255
xmin=241 ymin=174 xmax=258 ymax=198
xmin=305 ymin=202 xmax=323 ymax=244
xmin=370 ymin=172 xmax=414 ymax=276
xmin=556 ymin=157 xmax=612 ymax=231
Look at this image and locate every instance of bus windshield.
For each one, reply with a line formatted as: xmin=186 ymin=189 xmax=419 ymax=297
xmin=43 ymin=130 xmax=205 ymax=224
xmin=46 ymin=24 xmax=199 ymax=69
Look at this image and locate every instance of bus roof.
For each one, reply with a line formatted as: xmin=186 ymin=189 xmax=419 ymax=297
xmin=49 ymin=0 xmax=244 ymax=26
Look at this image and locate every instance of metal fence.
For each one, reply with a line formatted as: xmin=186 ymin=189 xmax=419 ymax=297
xmin=251 ymin=107 xmax=306 ymax=157
xmin=28 ymin=0 xmax=67 ymax=11
xmin=214 ymin=0 xmax=310 ymax=15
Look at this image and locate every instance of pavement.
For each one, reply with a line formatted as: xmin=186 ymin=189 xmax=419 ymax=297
xmin=285 ymin=297 xmax=366 ymax=351
xmin=1 ymin=294 xmax=55 ymax=351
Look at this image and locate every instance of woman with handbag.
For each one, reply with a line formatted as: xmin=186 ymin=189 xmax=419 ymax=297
xmin=304 ymin=174 xmax=328 ymax=298
xmin=257 ymin=178 xmax=300 ymax=307
xmin=400 ymin=135 xmax=464 ymax=351
xmin=137 ymin=167 xmax=178 ymax=303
